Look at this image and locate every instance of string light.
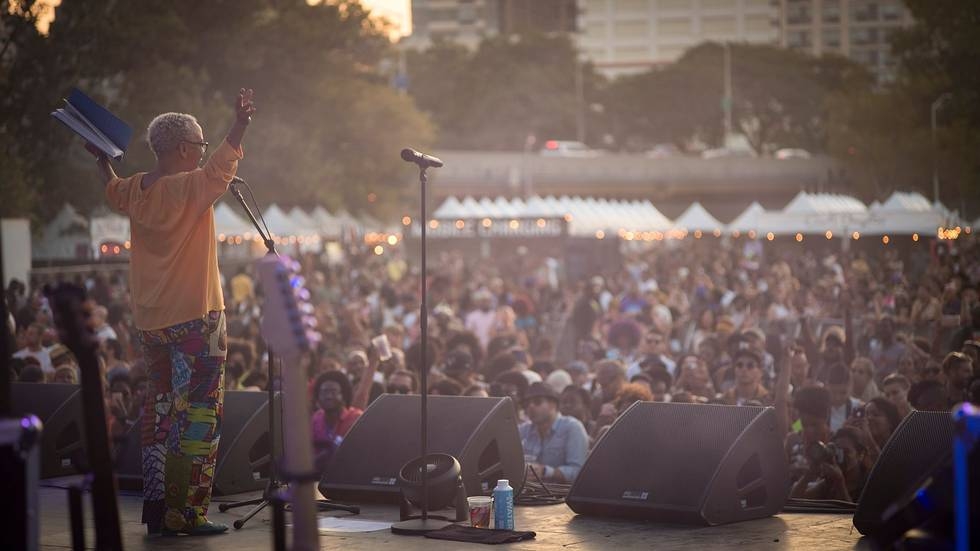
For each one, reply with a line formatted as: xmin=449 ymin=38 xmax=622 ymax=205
xmin=482 ymin=218 xmax=492 ymax=228
xmin=732 ymin=230 xmax=741 ymax=238
xmin=595 ymin=230 xmax=605 ymax=239
xmin=694 ymin=230 xmax=703 ymax=239
xmin=912 ymin=233 xmax=919 ymax=242
xmin=748 ymin=230 xmax=757 ymax=240
xmin=825 ymin=230 xmax=833 ymax=240
xmin=373 ymin=245 xmax=384 ymax=255
xmin=428 ymin=220 xmax=439 ymax=229
xmin=795 ymin=233 xmax=804 ymax=242
xmin=455 ymin=219 xmax=465 ymax=229
xmin=402 ymin=216 xmax=412 ymax=226
xmin=387 ymin=235 xmax=398 ymax=245
xmin=508 ymin=220 xmax=520 ymax=230
xmin=882 ymin=235 xmax=890 ymax=245
xmin=766 ymin=232 xmax=775 ymax=241
xmin=712 ymin=228 xmax=721 ymax=237
xmin=852 ymin=231 xmax=860 ymax=240
xmin=536 ymin=218 xmax=546 ymax=228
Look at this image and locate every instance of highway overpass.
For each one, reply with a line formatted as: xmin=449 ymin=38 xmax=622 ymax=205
xmin=425 ymin=150 xmax=842 ymax=220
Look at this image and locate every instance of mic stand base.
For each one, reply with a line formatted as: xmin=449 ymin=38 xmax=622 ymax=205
xmin=390 ymin=518 xmax=453 ymax=536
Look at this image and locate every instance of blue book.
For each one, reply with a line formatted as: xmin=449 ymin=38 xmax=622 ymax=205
xmin=51 ymin=88 xmax=133 ymax=160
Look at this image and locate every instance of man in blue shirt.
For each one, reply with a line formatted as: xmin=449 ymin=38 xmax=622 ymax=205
xmin=519 ymin=382 xmax=589 ymax=483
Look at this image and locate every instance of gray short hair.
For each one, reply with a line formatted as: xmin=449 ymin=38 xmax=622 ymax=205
xmin=146 ymin=112 xmax=201 ymax=157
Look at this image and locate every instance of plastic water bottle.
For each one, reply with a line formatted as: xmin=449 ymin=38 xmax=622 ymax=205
xmin=493 ymin=479 xmax=514 ymax=530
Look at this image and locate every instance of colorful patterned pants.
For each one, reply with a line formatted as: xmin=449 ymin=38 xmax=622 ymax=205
xmin=139 ymin=311 xmax=226 ymax=531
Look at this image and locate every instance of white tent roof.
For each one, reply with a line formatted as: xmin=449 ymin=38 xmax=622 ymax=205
xmin=862 ymin=191 xmax=955 ymax=235
xmin=783 ymin=191 xmax=867 ymax=215
xmin=727 ymin=202 xmax=766 ymax=232
xmin=672 ymin=202 xmax=723 ymax=232
xmin=34 ymin=204 xmax=91 ymax=260
xmin=262 ymin=204 xmax=304 ymax=238
xmin=214 ymin=203 xmax=254 ymax=237
xmin=311 ymin=206 xmax=343 ymax=238
xmin=433 ymin=196 xmax=465 ymax=219
xmin=288 ymin=207 xmax=320 ymax=236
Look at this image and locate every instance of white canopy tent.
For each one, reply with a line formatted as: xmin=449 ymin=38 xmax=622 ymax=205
xmin=864 ymin=192 xmax=958 ymax=235
xmin=672 ymin=202 xmax=724 ymax=234
xmin=33 ymin=204 xmax=91 ymax=260
xmin=311 ymin=206 xmax=343 ymax=239
xmin=214 ymin=203 xmax=255 ymax=238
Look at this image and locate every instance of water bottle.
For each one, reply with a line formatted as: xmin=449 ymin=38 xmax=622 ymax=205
xmin=493 ymin=479 xmax=514 ymax=530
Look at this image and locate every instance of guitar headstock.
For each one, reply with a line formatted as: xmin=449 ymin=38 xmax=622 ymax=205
xmin=256 ymin=256 xmax=321 ymax=359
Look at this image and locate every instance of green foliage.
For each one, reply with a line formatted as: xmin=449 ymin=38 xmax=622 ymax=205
xmin=603 ymin=42 xmax=871 ymax=154
xmin=0 ymin=0 xmax=432 ymax=222
xmin=406 ymin=33 xmax=602 ymax=149
xmin=828 ymin=0 xmax=980 ymax=205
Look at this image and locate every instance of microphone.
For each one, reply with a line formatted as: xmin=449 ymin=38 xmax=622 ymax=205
xmin=230 ymin=175 xmax=245 ymax=192
xmin=401 ymin=148 xmax=443 ymax=168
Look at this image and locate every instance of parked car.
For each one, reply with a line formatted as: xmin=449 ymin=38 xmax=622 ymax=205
xmin=700 ymin=147 xmax=755 ymax=160
xmin=539 ymin=140 xmax=602 ymax=157
xmin=775 ymin=148 xmax=812 ymax=160
xmin=644 ymin=144 xmax=682 ymax=158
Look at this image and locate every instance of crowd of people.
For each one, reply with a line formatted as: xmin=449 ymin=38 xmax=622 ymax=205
xmin=7 ymin=230 xmax=980 ymax=503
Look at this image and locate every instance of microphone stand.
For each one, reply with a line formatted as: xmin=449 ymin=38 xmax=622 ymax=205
xmin=391 ymin=165 xmax=452 ymax=535
xmin=218 ymin=182 xmax=360 ymax=537
xmin=218 ymin=181 xmax=283 ymax=530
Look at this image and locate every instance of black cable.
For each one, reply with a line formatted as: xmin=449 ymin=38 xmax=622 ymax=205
xmin=239 ymin=179 xmax=272 ymax=240
xmin=515 ymin=465 xmax=569 ymax=506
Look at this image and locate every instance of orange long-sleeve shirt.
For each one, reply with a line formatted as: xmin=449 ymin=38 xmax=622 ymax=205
xmin=105 ymin=140 xmax=243 ymax=330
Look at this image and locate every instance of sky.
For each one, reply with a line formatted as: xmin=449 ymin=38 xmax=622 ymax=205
xmin=21 ymin=0 xmax=411 ymax=39
xmin=360 ymin=0 xmax=412 ymax=39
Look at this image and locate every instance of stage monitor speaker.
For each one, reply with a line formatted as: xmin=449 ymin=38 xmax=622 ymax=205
xmin=212 ymin=390 xmax=282 ymax=496
xmin=10 ymin=382 xmax=87 ymax=478
xmin=108 ymin=390 xmax=282 ymax=494
xmin=566 ymin=402 xmax=788 ymax=526
xmin=853 ymin=410 xmax=956 ymax=536
xmin=318 ymin=395 xmax=525 ymax=503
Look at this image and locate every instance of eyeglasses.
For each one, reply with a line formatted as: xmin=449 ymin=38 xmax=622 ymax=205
xmin=183 ymin=140 xmax=209 ymax=154
xmin=734 ymin=361 xmax=758 ymax=370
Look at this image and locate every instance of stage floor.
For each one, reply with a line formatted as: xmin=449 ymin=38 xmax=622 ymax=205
xmin=38 ymin=483 xmax=865 ymax=550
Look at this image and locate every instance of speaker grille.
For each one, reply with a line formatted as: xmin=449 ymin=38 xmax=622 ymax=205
xmin=853 ymin=410 xmax=955 ymax=535
xmin=320 ymin=395 xmax=524 ymax=501
xmin=572 ymin=402 xmax=762 ymax=509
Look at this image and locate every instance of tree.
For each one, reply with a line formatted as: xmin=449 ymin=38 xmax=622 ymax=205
xmin=825 ymin=0 xmax=980 ymax=206
xmin=602 ymin=42 xmax=871 ymax=154
xmin=406 ymin=32 xmax=603 ymax=150
xmin=0 ymin=0 xmax=433 ymax=221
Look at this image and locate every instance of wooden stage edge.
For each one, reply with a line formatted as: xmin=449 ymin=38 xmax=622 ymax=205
xmin=38 ymin=484 xmax=866 ymax=550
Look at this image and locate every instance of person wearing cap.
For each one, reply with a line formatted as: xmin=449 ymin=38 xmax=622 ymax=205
xmin=518 ymin=382 xmax=588 ymax=483
xmin=719 ymin=348 xmax=770 ymax=406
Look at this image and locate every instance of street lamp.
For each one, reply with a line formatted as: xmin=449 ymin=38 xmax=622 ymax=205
xmin=931 ymin=92 xmax=952 ymax=203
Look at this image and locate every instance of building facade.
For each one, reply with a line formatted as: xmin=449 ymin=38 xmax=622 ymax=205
xmin=777 ymin=0 xmax=913 ymax=82
xmin=576 ymin=0 xmax=778 ymax=79
xmin=407 ymin=0 xmax=501 ymax=50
